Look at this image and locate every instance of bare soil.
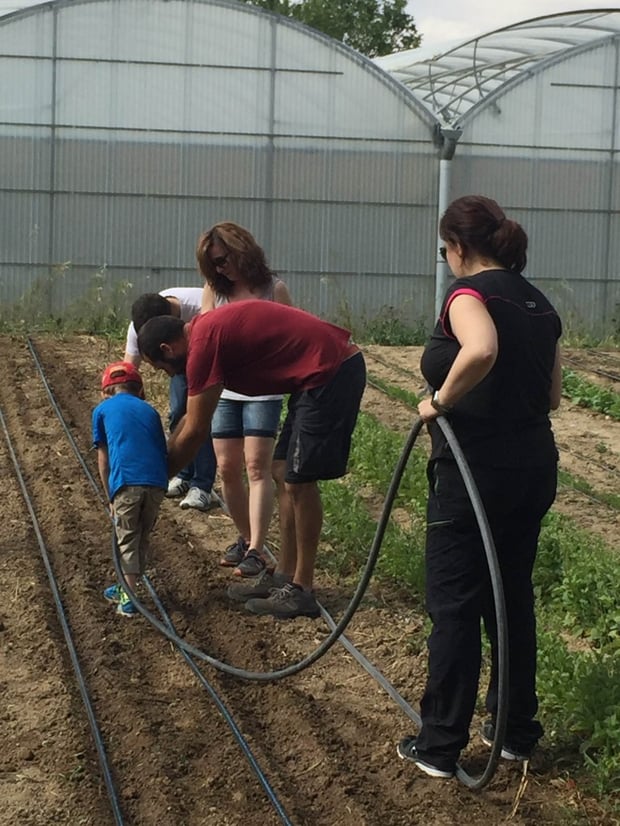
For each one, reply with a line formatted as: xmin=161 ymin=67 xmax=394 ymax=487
xmin=0 ymin=335 xmax=618 ymax=826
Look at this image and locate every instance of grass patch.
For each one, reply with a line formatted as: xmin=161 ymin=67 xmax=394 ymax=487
xmin=321 ymin=410 xmax=620 ymax=800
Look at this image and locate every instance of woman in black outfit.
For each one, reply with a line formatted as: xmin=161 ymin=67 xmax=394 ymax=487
xmin=398 ymin=195 xmax=562 ymax=778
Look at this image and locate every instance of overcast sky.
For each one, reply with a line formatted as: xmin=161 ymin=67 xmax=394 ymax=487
xmin=407 ymin=1 xmax=617 ymax=56
xmin=0 ymin=1 xmax=617 ymax=55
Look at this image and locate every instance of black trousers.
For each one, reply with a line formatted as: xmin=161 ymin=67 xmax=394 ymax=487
xmin=415 ymin=458 xmax=557 ymax=764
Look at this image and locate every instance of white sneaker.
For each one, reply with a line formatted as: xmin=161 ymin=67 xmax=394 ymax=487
xmin=167 ymin=477 xmax=190 ymax=498
xmin=179 ymin=487 xmax=218 ymax=511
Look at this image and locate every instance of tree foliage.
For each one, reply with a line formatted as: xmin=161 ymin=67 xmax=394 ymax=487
xmin=241 ymin=0 xmax=421 ymax=58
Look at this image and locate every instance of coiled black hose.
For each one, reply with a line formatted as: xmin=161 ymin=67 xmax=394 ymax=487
xmin=113 ymin=414 xmax=509 ymax=790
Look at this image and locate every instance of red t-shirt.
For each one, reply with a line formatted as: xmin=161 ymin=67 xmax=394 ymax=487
xmin=186 ymin=300 xmax=353 ymax=397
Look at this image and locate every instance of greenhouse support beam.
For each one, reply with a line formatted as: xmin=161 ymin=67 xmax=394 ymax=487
xmin=435 ymin=128 xmax=462 ymax=319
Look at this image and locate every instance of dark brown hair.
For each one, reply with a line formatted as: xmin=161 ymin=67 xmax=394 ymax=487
xmin=137 ymin=315 xmax=185 ymax=362
xmin=196 ymin=221 xmax=275 ymax=296
xmin=439 ymin=195 xmax=527 ymax=273
xmin=131 ymin=293 xmax=170 ymax=332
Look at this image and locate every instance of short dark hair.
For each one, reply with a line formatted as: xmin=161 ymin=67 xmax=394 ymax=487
xmin=131 ymin=293 xmax=171 ymax=332
xmin=137 ymin=315 xmax=185 ymax=361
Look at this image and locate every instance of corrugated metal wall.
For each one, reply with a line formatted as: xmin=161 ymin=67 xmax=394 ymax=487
xmin=0 ymin=0 xmax=437 ymax=330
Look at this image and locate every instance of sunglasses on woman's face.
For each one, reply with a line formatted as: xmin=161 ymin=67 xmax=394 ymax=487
xmin=439 ymin=246 xmax=447 ymax=262
xmin=211 ymin=253 xmax=229 ymax=269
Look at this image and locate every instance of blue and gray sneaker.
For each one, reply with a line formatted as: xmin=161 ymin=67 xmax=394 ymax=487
xmin=104 ymin=583 xmax=137 ymax=618
xmin=117 ymin=588 xmax=137 ymax=618
xmin=103 ymin=583 xmax=122 ymax=604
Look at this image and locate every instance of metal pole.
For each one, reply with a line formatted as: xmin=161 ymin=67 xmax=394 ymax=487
xmin=434 ymin=127 xmax=462 ymax=319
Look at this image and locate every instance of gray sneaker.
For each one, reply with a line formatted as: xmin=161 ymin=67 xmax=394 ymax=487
xmin=220 ymin=536 xmax=249 ymax=567
xmin=245 ymin=582 xmax=320 ymax=619
xmin=227 ymin=570 xmax=292 ymax=603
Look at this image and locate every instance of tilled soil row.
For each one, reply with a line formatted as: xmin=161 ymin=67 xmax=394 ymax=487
xmin=0 ymin=334 xmax=606 ymax=826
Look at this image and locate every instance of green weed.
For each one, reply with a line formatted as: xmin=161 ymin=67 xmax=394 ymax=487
xmin=360 ymin=306 xmax=427 ymax=346
xmin=1 ymin=264 xmax=133 ymax=336
xmin=331 ymin=299 xmax=427 ymax=346
xmin=562 ymin=369 xmax=620 ymax=420
xmin=367 ymin=372 xmax=422 ymax=408
xmin=321 ymin=410 xmax=620 ymax=801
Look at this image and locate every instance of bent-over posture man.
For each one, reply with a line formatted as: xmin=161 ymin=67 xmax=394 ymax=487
xmin=137 ymin=300 xmax=366 ymax=619
xmin=124 ymin=288 xmax=220 ymax=512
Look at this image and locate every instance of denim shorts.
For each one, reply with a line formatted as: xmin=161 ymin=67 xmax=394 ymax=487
xmin=212 ymin=397 xmax=283 ymax=439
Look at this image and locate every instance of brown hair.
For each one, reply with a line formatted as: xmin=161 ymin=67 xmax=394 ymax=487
xmin=196 ymin=221 xmax=275 ymax=296
xmin=439 ymin=195 xmax=528 ymax=273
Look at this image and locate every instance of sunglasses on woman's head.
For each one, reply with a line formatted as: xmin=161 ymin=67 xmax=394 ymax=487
xmin=211 ymin=253 xmax=229 ymax=269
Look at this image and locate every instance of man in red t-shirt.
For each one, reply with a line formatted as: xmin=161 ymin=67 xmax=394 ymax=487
xmin=138 ymin=300 xmax=366 ymax=619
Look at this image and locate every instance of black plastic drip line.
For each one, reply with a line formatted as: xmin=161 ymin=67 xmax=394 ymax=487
xmin=27 ymin=337 xmax=509 ymax=791
xmin=142 ymin=577 xmax=295 ymax=826
xmin=0 ymin=406 xmax=126 ymax=826
xmin=107 ymin=410 xmax=508 ymax=790
xmin=436 ymin=416 xmax=508 ymax=790
xmin=108 ymin=418 xmax=427 ymax=682
xmin=26 ymin=338 xmax=294 ymax=824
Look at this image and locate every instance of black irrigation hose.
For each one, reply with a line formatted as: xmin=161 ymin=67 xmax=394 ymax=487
xmin=26 ymin=339 xmax=293 ymax=822
xmin=142 ymin=577 xmax=295 ymax=826
xmin=0 ymin=407 xmax=126 ymax=826
xmin=111 ymin=412 xmax=509 ymax=790
xmin=437 ymin=416 xmax=508 ymax=790
xmin=110 ymin=417 xmax=427 ymax=682
xmin=315 ymin=416 xmax=508 ymax=791
xmin=27 ymin=338 xmax=509 ymax=790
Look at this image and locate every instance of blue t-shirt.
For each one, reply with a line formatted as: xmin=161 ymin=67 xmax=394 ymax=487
xmin=92 ymin=393 xmax=168 ymax=500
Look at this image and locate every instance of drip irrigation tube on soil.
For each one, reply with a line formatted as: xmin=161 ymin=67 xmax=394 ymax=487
xmin=27 ymin=337 xmax=509 ymax=791
xmin=142 ymin=579 xmax=294 ymax=826
xmin=111 ymin=418 xmax=428 ymax=682
xmin=0 ymin=407 xmax=126 ymax=826
xmin=112 ymin=412 xmax=509 ymax=791
xmin=25 ymin=338 xmax=293 ymax=824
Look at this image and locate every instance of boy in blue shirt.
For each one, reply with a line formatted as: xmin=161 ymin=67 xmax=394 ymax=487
xmin=92 ymin=361 xmax=168 ymax=617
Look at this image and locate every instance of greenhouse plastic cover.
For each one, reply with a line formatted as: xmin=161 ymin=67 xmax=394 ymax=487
xmin=375 ymin=9 xmax=620 ymax=125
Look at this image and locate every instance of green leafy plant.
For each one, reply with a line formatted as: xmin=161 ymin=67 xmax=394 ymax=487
xmin=360 ymin=306 xmax=427 ymax=346
xmin=562 ymin=368 xmax=620 ymax=420
xmin=319 ymin=407 xmax=620 ymax=802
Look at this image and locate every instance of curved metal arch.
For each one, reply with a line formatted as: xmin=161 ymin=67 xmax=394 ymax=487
xmin=376 ymin=9 xmax=620 ymax=126
xmin=0 ymin=0 xmax=439 ymax=129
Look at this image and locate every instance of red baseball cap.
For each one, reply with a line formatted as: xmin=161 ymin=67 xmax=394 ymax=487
xmin=101 ymin=361 xmax=143 ymax=390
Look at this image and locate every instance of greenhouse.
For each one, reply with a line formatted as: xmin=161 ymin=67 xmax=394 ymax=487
xmin=1 ymin=1 xmax=620 ymax=335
